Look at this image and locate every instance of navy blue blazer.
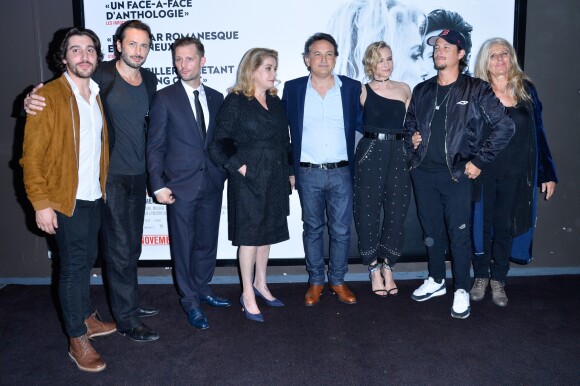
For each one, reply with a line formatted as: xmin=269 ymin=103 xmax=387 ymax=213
xmin=147 ymin=81 xmax=226 ymax=201
xmin=282 ymin=75 xmax=363 ymax=187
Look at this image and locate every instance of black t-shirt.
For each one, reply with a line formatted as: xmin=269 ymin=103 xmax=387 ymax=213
xmin=484 ymin=102 xmax=533 ymax=178
xmin=419 ymin=83 xmax=453 ymax=172
xmin=107 ymin=75 xmax=149 ymax=175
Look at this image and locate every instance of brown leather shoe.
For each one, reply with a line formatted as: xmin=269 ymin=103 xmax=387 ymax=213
xmin=85 ymin=311 xmax=116 ymax=338
xmin=330 ymin=284 xmax=357 ymax=304
xmin=304 ymin=284 xmax=324 ymax=306
xmin=69 ymin=334 xmax=106 ymax=372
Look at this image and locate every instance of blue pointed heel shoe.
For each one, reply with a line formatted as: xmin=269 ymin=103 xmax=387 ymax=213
xmin=239 ymin=295 xmax=264 ymax=322
xmin=253 ymin=286 xmax=285 ymax=307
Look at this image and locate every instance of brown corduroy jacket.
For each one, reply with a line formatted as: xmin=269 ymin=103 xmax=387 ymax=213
xmin=20 ymin=74 xmax=109 ymax=217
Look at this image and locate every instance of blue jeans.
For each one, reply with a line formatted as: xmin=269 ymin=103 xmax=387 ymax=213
xmin=55 ymin=199 xmax=102 ymax=337
xmin=297 ymin=166 xmax=352 ymax=285
xmin=101 ymin=173 xmax=147 ymax=331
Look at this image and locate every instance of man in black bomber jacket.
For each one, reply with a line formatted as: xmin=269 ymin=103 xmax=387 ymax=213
xmin=403 ymin=29 xmax=515 ymax=319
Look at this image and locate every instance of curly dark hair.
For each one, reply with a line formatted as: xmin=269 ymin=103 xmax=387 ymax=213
xmin=54 ymin=27 xmax=103 ymax=73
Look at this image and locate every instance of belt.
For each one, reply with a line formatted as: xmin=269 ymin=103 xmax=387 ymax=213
xmin=299 ymin=161 xmax=349 ymax=170
xmin=364 ymin=132 xmax=404 ymax=141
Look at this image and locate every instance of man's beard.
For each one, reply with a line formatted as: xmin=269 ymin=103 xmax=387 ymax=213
xmin=121 ymin=51 xmax=145 ymax=69
xmin=435 ymin=63 xmax=447 ymax=71
xmin=68 ymin=62 xmax=95 ymax=78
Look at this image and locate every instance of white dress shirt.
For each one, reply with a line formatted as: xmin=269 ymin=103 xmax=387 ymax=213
xmin=64 ymin=71 xmax=103 ymax=201
xmin=181 ymin=80 xmax=209 ymax=132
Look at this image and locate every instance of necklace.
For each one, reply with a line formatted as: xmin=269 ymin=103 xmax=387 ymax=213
xmin=373 ymin=77 xmax=390 ymax=83
xmin=435 ymin=82 xmax=455 ymax=110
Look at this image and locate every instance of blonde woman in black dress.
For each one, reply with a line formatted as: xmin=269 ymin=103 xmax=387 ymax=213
xmin=209 ymin=48 xmax=293 ymax=322
xmin=354 ymin=41 xmax=412 ymax=297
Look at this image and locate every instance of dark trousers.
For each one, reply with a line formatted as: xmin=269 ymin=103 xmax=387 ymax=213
xmin=353 ymin=138 xmax=411 ymax=266
xmin=411 ymin=169 xmax=472 ymax=291
xmin=54 ymin=199 xmax=102 ymax=337
xmin=167 ymin=188 xmax=223 ymax=312
xmin=101 ymin=173 xmax=147 ymax=331
xmin=472 ymin=174 xmax=518 ymax=282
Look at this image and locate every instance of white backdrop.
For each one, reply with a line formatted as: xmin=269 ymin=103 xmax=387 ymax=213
xmin=83 ymin=0 xmax=517 ymax=260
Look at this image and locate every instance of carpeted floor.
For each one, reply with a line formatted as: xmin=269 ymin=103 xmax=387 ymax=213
xmin=1 ymin=276 xmax=579 ymax=385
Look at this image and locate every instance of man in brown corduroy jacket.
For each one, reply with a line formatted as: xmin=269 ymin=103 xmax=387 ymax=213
xmin=20 ymin=27 xmax=114 ymax=373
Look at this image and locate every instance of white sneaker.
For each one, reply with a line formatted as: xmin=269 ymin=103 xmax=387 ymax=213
xmin=411 ymin=277 xmax=446 ymax=302
xmin=451 ymin=289 xmax=471 ymax=319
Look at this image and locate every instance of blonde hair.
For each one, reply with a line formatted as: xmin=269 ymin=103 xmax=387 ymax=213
xmin=362 ymin=41 xmax=392 ymax=80
xmin=328 ymin=0 xmax=424 ymax=84
xmin=229 ymin=48 xmax=278 ymax=98
xmin=474 ymin=37 xmax=531 ymax=104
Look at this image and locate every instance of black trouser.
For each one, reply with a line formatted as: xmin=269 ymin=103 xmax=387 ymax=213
xmin=168 ymin=188 xmax=223 ymax=312
xmin=411 ymin=169 xmax=472 ymax=291
xmin=101 ymin=173 xmax=147 ymax=331
xmin=55 ymin=199 xmax=102 ymax=337
xmin=354 ymin=138 xmax=411 ymax=266
xmin=472 ymin=174 xmax=518 ymax=282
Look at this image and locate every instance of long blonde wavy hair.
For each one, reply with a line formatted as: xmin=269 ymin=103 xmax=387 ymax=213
xmin=474 ymin=37 xmax=531 ymax=104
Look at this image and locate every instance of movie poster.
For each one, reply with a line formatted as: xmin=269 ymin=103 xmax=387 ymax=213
xmin=84 ymin=0 xmax=517 ymax=260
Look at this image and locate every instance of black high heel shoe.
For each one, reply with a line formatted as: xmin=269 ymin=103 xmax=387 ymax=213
xmin=239 ymin=295 xmax=264 ymax=322
xmin=253 ymin=286 xmax=284 ymax=307
xmin=369 ymin=262 xmax=387 ymax=297
xmin=382 ymin=262 xmax=399 ymax=296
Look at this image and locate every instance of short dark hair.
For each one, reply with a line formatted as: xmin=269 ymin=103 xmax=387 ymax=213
xmin=114 ymin=20 xmax=153 ymax=58
xmin=54 ymin=27 xmax=103 ymax=73
xmin=171 ymin=37 xmax=205 ymax=58
xmin=302 ymin=32 xmax=339 ymax=58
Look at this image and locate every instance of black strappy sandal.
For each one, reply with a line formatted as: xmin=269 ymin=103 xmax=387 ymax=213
xmin=382 ymin=262 xmax=399 ymax=296
xmin=369 ymin=262 xmax=387 ymax=297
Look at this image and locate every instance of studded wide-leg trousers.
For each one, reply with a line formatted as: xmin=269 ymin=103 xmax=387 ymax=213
xmin=354 ymin=138 xmax=411 ymax=266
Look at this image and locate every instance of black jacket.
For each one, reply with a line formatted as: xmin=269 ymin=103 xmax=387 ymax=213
xmin=403 ymin=74 xmax=515 ymax=179
xmin=92 ymin=60 xmax=158 ymax=152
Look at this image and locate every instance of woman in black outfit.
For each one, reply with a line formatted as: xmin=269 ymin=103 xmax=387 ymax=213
xmin=471 ymin=38 xmax=557 ymax=307
xmin=354 ymin=41 xmax=412 ymax=297
xmin=209 ymin=48 xmax=293 ymax=322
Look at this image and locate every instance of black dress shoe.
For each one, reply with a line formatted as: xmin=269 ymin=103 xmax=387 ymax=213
xmin=137 ymin=306 xmax=159 ymax=318
xmin=200 ymin=294 xmax=232 ymax=308
xmin=187 ymin=307 xmax=209 ymax=330
xmin=118 ymin=324 xmax=160 ymax=342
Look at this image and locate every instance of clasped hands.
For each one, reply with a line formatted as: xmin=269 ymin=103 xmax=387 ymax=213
xmin=412 ymin=132 xmax=481 ymax=179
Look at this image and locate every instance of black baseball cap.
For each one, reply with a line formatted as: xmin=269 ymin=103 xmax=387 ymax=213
xmin=427 ymin=29 xmax=466 ymax=51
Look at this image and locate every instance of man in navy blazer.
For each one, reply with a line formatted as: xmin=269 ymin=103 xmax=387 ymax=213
xmin=147 ymin=37 xmax=230 ymax=330
xmin=282 ymin=33 xmax=363 ymax=306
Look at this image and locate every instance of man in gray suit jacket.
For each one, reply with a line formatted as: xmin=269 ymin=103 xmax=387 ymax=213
xmin=147 ymin=37 xmax=230 ymax=330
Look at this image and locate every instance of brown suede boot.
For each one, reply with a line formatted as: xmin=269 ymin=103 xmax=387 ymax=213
xmin=69 ymin=334 xmax=106 ymax=372
xmin=85 ymin=311 xmax=116 ymax=338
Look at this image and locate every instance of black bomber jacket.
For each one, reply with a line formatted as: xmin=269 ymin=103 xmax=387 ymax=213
xmin=403 ymin=74 xmax=515 ymax=180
